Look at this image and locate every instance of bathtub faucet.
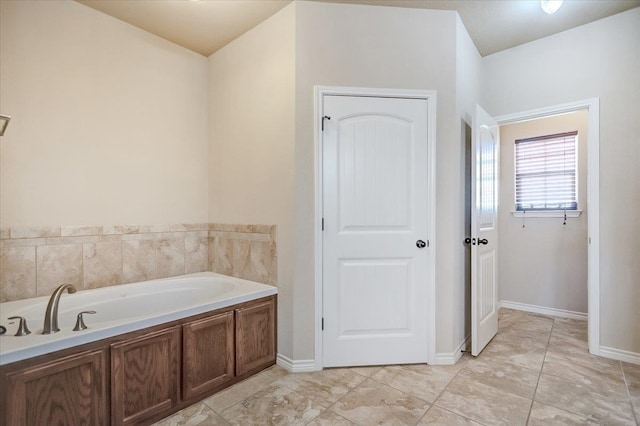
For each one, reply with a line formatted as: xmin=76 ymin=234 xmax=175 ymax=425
xmin=42 ymin=284 xmax=77 ymax=334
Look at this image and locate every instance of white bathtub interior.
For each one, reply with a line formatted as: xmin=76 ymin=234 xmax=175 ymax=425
xmin=0 ymin=272 xmax=277 ymax=365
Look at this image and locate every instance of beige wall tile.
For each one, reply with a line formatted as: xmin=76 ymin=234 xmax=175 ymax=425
xmin=83 ymin=242 xmax=122 ymax=289
xmin=209 ymin=231 xmax=270 ymax=241
xmin=122 ymin=240 xmax=156 ymax=283
xmin=210 ymin=236 xmax=276 ymax=285
xmin=149 ymin=224 xmax=188 ymax=233
xmin=209 ymin=223 xmax=272 ymax=234
xmin=184 ymin=223 xmax=209 ymax=231
xmin=210 ymin=237 xmax=233 ymax=276
xmin=36 ymin=244 xmax=83 ymax=296
xmin=0 ymin=228 xmax=10 ymax=240
xmin=0 ymin=246 xmax=36 ymax=301
xmin=156 ymin=237 xmax=185 ymax=278
xmin=0 ymin=238 xmax=46 ymax=248
xmin=61 ymin=226 xmax=104 ymax=237
xmin=247 ymin=240 xmax=277 ymax=285
xmin=11 ymin=226 xmax=60 ymax=239
xmin=103 ymin=225 xmax=139 ymax=235
xmin=185 ymin=236 xmax=208 ymax=274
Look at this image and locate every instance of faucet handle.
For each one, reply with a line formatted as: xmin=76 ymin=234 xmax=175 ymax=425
xmin=8 ymin=316 xmax=31 ymax=336
xmin=73 ymin=311 xmax=96 ymax=331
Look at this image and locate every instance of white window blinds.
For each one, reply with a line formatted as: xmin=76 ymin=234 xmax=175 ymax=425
xmin=515 ymin=131 xmax=578 ymax=211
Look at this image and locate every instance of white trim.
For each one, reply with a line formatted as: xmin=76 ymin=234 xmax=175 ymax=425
xmin=494 ymin=98 xmax=600 ymax=356
xmin=510 ymin=210 xmax=582 ymax=218
xmin=499 ymin=300 xmax=587 ymax=320
xmin=276 ymin=353 xmax=317 ymax=373
xmin=434 ymin=335 xmax=470 ymax=365
xmin=314 ymin=86 xmax=437 ymax=370
xmin=599 ymin=346 xmax=640 ymax=365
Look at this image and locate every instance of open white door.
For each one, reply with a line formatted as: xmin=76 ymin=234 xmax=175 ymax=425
xmin=322 ymin=94 xmax=432 ymax=367
xmin=471 ymin=104 xmax=499 ymax=356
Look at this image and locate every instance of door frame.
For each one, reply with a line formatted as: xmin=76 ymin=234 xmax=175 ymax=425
xmin=313 ymin=86 xmax=438 ymax=369
xmin=494 ymin=98 xmax=600 ymax=356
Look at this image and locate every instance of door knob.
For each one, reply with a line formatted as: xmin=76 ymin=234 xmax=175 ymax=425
xmin=478 ymin=238 xmax=488 ymax=245
xmin=416 ymin=240 xmax=427 ymax=248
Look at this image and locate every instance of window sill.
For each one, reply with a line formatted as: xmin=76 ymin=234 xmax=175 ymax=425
xmin=511 ymin=210 xmax=582 ymax=218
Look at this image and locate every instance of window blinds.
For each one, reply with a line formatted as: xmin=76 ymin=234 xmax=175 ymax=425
xmin=515 ymin=131 xmax=577 ymax=211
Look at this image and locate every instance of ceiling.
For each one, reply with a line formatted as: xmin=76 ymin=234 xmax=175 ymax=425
xmin=77 ymin=0 xmax=640 ymax=57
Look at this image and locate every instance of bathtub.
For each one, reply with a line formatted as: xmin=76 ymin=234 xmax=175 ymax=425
xmin=0 ymin=272 xmax=277 ymax=365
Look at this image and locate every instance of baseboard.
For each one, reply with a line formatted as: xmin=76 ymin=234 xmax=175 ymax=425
xmin=599 ymin=346 xmax=640 ymax=365
xmin=276 ymin=353 xmax=317 ymax=373
xmin=434 ymin=334 xmax=471 ymax=365
xmin=499 ymin=300 xmax=587 ymax=320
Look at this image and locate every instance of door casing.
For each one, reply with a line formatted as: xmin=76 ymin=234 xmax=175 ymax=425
xmin=313 ymin=86 xmax=437 ymax=370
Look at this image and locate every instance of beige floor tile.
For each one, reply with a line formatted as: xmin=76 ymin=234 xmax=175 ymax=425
xmin=434 ymin=376 xmax=531 ymax=426
xmin=275 ymin=368 xmax=366 ymax=408
xmin=622 ymin=362 xmax=640 ymax=422
xmin=418 ymin=406 xmax=482 ymax=425
xmin=497 ymin=327 xmax=552 ymax=346
xmin=527 ymin=401 xmax=598 ymax=425
xmin=459 ymin=358 xmax=539 ymax=399
xmin=332 ymin=378 xmax=429 ymax=426
xmin=542 ymin=351 xmax=627 ymax=395
xmin=349 ymin=365 xmax=384 ymax=377
xmin=153 ymin=402 xmax=228 ymax=426
xmin=305 ymin=409 xmax=356 ymax=425
xmin=370 ymin=363 xmax=461 ymax=403
xmin=551 ymin=317 xmax=588 ymax=341
xmin=475 ymin=337 xmax=547 ymax=372
xmin=219 ymin=383 xmax=324 ymax=426
xmin=202 ymin=365 xmax=289 ymax=412
xmin=547 ymin=332 xmax=588 ymax=353
xmin=535 ymin=373 xmax=636 ymax=425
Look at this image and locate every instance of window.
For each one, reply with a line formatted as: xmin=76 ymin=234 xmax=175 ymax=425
xmin=515 ymin=131 xmax=577 ymax=211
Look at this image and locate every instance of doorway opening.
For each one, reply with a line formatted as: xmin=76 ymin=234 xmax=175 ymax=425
xmin=465 ymin=99 xmax=600 ymax=356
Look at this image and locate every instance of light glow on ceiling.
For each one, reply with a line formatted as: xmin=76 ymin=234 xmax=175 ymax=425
xmin=541 ymin=0 xmax=564 ymax=15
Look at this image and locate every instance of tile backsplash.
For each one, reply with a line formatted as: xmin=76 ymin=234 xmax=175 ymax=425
xmin=0 ymin=223 xmax=277 ymax=302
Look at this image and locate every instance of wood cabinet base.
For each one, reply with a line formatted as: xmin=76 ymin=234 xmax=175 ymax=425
xmin=0 ymin=295 xmax=277 ymax=426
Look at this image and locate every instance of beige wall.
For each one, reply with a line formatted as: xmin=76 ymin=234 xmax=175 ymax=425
xmin=295 ymin=1 xmax=465 ymax=359
xmin=207 ymin=4 xmax=296 ymax=356
xmin=0 ymin=0 xmax=209 ymax=228
xmin=499 ymin=111 xmax=588 ymax=313
xmin=483 ymin=8 xmax=640 ymax=353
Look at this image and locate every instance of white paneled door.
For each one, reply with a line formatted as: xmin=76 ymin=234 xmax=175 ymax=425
xmin=471 ymin=104 xmax=500 ymax=356
xmin=322 ymin=95 xmax=431 ymax=367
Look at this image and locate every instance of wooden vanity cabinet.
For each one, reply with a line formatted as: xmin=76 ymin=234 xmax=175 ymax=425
xmin=0 ymin=295 xmax=276 ymax=426
xmin=110 ymin=327 xmax=180 ymax=426
xmin=3 ymin=348 xmax=108 ymax=426
xmin=182 ymin=311 xmax=234 ymax=401
xmin=235 ymin=298 xmax=276 ymax=376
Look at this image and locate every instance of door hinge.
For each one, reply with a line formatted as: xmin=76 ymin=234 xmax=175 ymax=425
xmin=322 ymin=217 xmax=325 ymax=231
xmin=427 ymin=239 xmax=430 ymax=248
xmin=321 ymin=115 xmax=331 ymax=131
xmin=321 ymin=317 xmax=324 ymax=330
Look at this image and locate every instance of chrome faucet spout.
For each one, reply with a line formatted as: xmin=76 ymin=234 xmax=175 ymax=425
xmin=42 ymin=284 xmax=76 ymax=334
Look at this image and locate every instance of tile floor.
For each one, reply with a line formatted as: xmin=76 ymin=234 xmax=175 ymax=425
xmin=155 ymin=309 xmax=640 ymax=425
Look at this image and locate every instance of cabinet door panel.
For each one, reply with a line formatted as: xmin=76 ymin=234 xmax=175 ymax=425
xmin=235 ymin=298 xmax=276 ymax=376
xmin=5 ymin=349 xmax=108 ymax=426
xmin=183 ymin=311 xmax=234 ymax=400
xmin=111 ymin=326 xmax=180 ymax=426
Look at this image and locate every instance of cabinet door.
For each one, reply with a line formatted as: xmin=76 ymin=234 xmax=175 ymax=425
xmin=183 ymin=311 xmax=234 ymax=400
xmin=111 ymin=326 xmax=180 ymax=426
xmin=235 ymin=298 xmax=276 ymax=376
xmin=5 ymin=349 xmax=108 ymax=426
